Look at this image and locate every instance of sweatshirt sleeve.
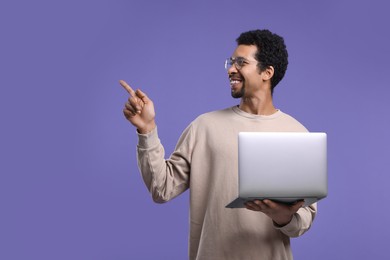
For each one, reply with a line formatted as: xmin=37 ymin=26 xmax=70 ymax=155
xmin=136 ymin=125 xmax=194 ymax=203
xmin=274 ymin=203 xmax=317 ymax=237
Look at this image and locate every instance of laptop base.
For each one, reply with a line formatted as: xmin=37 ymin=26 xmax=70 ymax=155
xmin=226 ymin=197 xmax=319 ymax=208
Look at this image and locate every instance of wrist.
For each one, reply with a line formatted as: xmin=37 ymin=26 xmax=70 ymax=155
xmin=137 ymin=121 xmax=156 ymax=134
xmin=273 ymin=214 xmax=293 ymax=227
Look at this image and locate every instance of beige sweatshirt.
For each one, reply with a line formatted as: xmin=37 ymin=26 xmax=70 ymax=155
xmin=137 ymin=106 xmax=317 ymax=260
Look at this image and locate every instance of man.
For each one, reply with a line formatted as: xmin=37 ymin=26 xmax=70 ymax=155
xmin=120 ymin=29 xmax=316 ymax=260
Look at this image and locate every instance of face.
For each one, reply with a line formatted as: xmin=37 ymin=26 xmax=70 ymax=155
xmin=227 ymin=45 xmax=264 ymax=99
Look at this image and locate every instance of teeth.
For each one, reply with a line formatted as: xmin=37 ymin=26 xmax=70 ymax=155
xmin=230 ymin=80 xmax=241 ymax=84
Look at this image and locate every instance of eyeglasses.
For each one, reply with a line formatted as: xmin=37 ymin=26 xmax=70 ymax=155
xmin=224 ymin=57 xmax=257 ymax=70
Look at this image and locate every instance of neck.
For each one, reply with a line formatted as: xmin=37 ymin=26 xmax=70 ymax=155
xmin=238 ymin=91 xmax=277 ymax=116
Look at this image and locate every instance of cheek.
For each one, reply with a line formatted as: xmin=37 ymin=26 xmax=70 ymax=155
xmin=242 ymin=72 xmax=261 ymax=87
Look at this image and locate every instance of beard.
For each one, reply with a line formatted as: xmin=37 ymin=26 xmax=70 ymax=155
xmin=231 ymin=85 xmax=245 ymax=99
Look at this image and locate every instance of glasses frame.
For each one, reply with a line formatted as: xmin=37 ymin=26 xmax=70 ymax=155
xmin=224 ymin=57 xmax=257 ymax=70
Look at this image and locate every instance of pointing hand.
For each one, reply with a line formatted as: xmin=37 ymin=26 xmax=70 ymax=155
xmin=120 ymin=80 xmax=156 ymax=134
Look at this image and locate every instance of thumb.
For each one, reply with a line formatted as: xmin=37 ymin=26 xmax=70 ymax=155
xmin=136 ymin=89 xmax=151 ymax=104
xmin=291 ymin=200 xmax=305 ymax=212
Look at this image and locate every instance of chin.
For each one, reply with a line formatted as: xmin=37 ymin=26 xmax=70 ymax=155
xmin=231 ymin=92 xmax=242 ymax=99
xmin=231 ymin=87 xmax=245 ymax=99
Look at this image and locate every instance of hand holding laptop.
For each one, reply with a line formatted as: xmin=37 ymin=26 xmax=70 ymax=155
xmin=245 ymin=199 xmax=305 ymax=226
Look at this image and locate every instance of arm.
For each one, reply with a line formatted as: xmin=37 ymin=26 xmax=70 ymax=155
xmin=137 ymin=126 xmax=192 ymax=203
xmin=120 ymin=80 xmax=191 ymax=203
xmin=245 ymin=199 xmax=317 ymax=237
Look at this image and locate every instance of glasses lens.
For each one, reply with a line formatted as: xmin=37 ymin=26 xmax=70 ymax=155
xmin=235 ymin=58 xmax=244 ymax=70
xmin=225 ymin=57 xmax=246 ymax=70
xmin=224 ymin=58 xmax=230 ymax=70
xmin=225 ymin=58 xmax=233 ymax=70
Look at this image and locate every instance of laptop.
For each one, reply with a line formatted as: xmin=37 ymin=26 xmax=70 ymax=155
xmin=226 ymin=132 xmax=327 ymax=208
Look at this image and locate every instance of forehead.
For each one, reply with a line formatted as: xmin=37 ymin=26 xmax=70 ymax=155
xmin=232 ymin=45 xmax=258 ymax=59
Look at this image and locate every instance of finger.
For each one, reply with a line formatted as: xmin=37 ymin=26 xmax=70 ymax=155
xmin=253 ymin=200 xmax=268 ymax=209
xmin=262 ymin=199 xmax=277 ymax=209
xmin=125 ymin=102 xmax=138 ymax=115
xmin=127 ymin=97 xmax=142 ymax=113
xmin=245 ymin=202 xmax=258 ymax=211
xmin=248 ymin=201 xmax=262 ymax=211
xmin=123 ymin=108 xmax=136 ymax=118
xmin=119 ymin=80 xmax=136 ymax=97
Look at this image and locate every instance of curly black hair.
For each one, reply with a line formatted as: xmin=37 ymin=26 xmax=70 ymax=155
xmin=236 ymin=29 xmax=288 ymax=94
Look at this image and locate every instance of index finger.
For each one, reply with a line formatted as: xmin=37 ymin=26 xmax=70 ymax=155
xmin=119 ymin=80 xmax=136 ymax=97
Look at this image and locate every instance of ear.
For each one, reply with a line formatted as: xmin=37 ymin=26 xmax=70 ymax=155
xmin=261 ymin=66 xmax=274 ymax=81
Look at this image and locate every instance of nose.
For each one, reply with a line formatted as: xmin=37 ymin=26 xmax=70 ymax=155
xmin=227 ymin=63 xmax=238 ymax=75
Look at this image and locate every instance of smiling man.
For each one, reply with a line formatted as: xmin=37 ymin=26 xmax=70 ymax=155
xmin=121 ymin=29 xmax=316 ymax=260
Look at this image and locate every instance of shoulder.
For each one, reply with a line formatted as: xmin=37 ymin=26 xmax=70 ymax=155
xmin=183 ymin=107 xmax=235 ymax=135
xmin=277 ymin=111 xmax=308 ymax=132
xmin=192 ymin=107 xmax=234 ymax=124
xmin=175 ymin=107 xmax=234 ymax=146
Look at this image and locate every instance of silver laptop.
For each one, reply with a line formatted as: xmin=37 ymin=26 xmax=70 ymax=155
xmin=226 ymin=132 xmax=327 ymax=208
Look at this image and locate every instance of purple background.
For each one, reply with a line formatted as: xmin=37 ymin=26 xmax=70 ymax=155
xmin=1 ymin=0 xmax=389 ymax=259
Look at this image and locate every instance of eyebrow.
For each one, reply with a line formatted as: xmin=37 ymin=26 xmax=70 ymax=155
xmin=231 ymin=56 xmax=257 ymax=62
xmin=231 ymin=56 xmax=248 ymax=61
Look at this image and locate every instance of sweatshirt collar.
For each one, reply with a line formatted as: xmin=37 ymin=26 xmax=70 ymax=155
xmin=231 ymin=105 xmax=282 ymax=120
